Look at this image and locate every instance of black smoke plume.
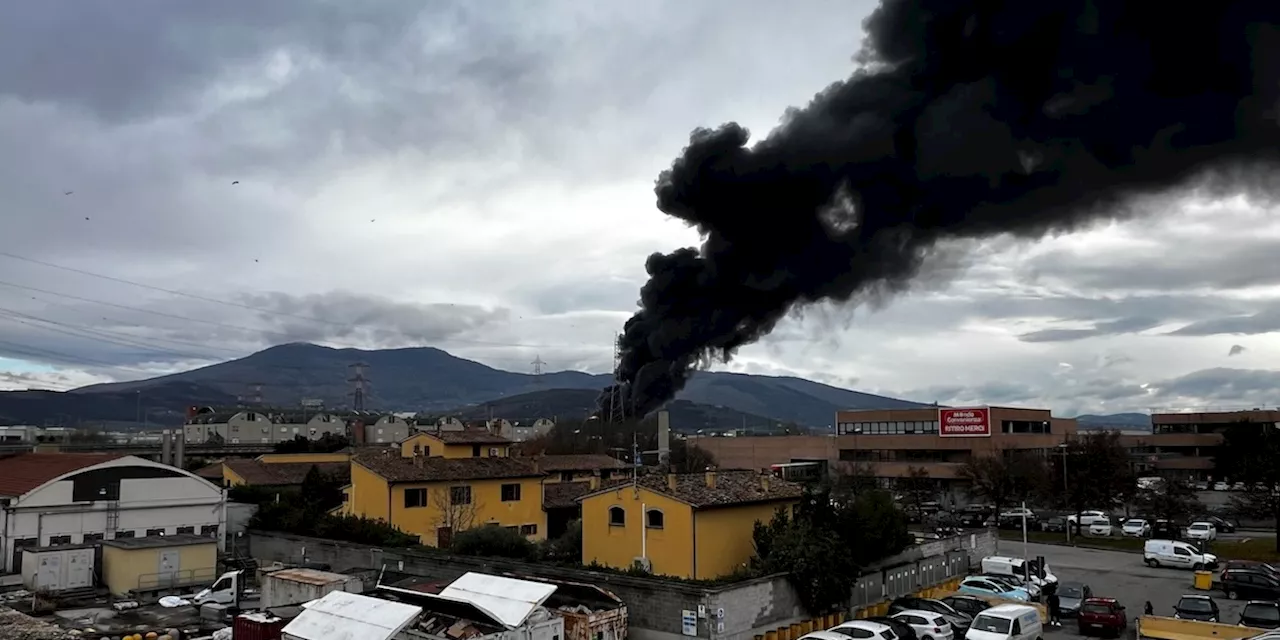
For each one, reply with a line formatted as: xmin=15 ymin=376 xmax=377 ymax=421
xmin=600 ymin=0 xmax=1280 ymax=419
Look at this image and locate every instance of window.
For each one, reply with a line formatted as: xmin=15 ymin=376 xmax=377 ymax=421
xmin=176 ymin=526 xmax=195 ymax=535
xmin=560 ymin=471 xmax=574 ymax=482
xmin=200 ymin=525 xmax=218 ymax=537
xmin=146 ymin=528 xmax=166 ymax=537
xmin=115 ymin=530 xmax=136 ymax=539
xmin=405 ymin=488 xmax=428 ymax=508
xmin=520 ymin=524 xmax=537 ymax=536
xmin=413 ymin=444 xmax=422 ymax=455
xmin=608 ymin=506 xmax=625 ymax=526
xmin=450 ymin=486 xmax=472 ymax=505
xmin=501 ymin=484 xmax=521 ymax=501
xmin=472 ymin=445 xmax=482 ymax=457
xmin=646 ymin=509 xmax=665 ymax=529
xmin=505 ymin=526 xmax=519 ymax=533
xmin=49 ymin=535 xmax=72 ymax=545
xmin=83 ymin=533 xmax=104 ymax=542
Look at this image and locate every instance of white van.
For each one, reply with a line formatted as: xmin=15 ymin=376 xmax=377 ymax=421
xmin=1143 ymin=539 xmax=1217 ymax=570
xmin=981 ymin=556 xmax=1058 ymax=589
xmin=965 ymin=604 xmax=1042 ymax=640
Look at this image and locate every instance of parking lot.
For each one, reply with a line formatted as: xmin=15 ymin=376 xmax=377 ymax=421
xmin=1008 ymin=542 xmax=1247 ymax=638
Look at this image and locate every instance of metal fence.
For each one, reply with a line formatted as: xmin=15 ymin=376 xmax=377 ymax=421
xmin=136 ymin=567 xmax=218 ymax=592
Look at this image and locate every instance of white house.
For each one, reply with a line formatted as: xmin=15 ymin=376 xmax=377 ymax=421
xmin=0 ymin=453 xmax=226 ymax=575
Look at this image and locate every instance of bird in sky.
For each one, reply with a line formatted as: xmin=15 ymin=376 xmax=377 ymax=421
xmin=232 ymin=181 xmax=240 ymax=185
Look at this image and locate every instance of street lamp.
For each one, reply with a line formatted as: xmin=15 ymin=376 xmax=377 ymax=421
xmin=1058 ymin=442 xmax=1071 ymax=543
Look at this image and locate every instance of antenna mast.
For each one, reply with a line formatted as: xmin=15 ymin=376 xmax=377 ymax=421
xmin=605 ymin=334 xmax=627 ymax=424
xmin=348 ymin=362 xmax=369 ymax=412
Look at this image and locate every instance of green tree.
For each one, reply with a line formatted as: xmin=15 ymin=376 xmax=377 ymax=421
xmin=1215 ymin=421 xmax=1280 ymax=552
xmin=1135 ymin=478 xmax=1201 ymax=525
xmin=300 ymin=466 xmax=345 ymax=514
xmin=274 ymin=433 xmax=349 ymax=454
xmin=541 ymin=519 xmax=583 ymax=564
xmin=752 ymin=485 xmax=909 ymax=614
xmin=960 ymin=449 xmax=1048 ymax=522
xmin=450 ymin=524 xmax=538 ymax=560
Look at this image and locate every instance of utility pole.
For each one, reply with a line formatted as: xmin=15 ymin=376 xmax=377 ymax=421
xmin=348 ymin=363 xmax=369 ymax=412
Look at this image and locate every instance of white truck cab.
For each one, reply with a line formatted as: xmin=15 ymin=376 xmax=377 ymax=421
xmin=981 ymin=556 xmax=1058 ymax=589
xmin=193 ymin=570 xmax=245 ymax=606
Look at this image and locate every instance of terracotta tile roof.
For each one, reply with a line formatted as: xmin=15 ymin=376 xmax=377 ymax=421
xmin=194 ymin=462 xmax=225 ymax=480
xmin=223 ymin=459 xmax=350 ymax=486
xmin=533 ymin=454 xmax=629 ymax=472
xmin=353 ymin=452 xmax=541 ymax=483
xmin=543 ymin=481 xmax=593 ymax=509
xmin=424 ymin=429 xmax=512 ymax=445
xmin=0 ymin=453 xmax=128 ymax=497
xmin=581 ymin=470 xmax=804 ymax=509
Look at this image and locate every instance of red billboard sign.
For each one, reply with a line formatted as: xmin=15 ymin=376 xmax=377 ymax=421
xmin=939 ymin=407 xmax=991 ymax=437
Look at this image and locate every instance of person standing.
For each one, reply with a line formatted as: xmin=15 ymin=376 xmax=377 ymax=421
xmin=1046 ymin=584 xmax=1062 ymax=627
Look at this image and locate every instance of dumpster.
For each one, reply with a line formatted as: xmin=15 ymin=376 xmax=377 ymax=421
xmin=1193 ymin=570 xmax=1213 ymax=590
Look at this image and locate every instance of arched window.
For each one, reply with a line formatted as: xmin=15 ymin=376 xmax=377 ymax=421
xmin=646 ymin=509 xmax=664 ymax=529
xmin=608 ymin=506 xmax=626 ymax=526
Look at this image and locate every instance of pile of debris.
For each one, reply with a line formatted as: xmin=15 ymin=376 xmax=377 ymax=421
xmin=0 ymin=606 xmax=73 ymax=640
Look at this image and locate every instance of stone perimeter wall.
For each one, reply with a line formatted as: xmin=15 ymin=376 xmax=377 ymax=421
xmin=247 ymin=528 xmax=998 ymax=640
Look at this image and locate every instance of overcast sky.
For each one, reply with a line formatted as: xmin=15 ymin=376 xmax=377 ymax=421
xmin=2 ymin=0 xmax=1278 ymax=417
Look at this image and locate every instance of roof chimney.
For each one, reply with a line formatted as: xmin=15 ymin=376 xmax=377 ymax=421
xmin=414 ymin=453 xmax=425 ymax=469
xmin=705 ymin=470 xmax=717 ymax=489
xmin=589 ymin=470 xmax=600 ymax=490
xmin=759 ymin=470 xmax=771 ymax=492
xmin=666 ymin=473 xmax=678 ymax=492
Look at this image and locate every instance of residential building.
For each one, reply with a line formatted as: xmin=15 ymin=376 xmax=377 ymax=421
xmin=183 ymin=410 xmax=347 ymax=444
xmin=197 ymin=452 xmax=353 ymax=488
xmin=529 ymin=455 xmax=634 ymax=539
xmin=348 ymin=450 xmax=546 ymax=547
xmin=400 ymin=429 xmax=513 ymax=459
xmin=579 ymin=470 xmax=803 ymax=579
xmin=0 ymin=453 xmax=226 ymax=574
xmin=490 ymin=418 xmax=556 ymax=443
xmin=691 ymin=406 xmax=1078 ymax=497
xmin=348 ymin=414 xmax=411 ymax=444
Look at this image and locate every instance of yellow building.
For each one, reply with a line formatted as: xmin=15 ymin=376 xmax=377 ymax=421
xmin=195 ymin=451 xmax=354 ymax=488
xmin=400 ymin=430 xmax=512 ymax=459
xmin=255 ymin=452 xmax=351 ymax=465
xmin=579 ymin=470 xmax=803 ymax=580
xmin=101 ymin=534 xmax=218 ymax=596
xmin=349 ymin=451 xmax=546 ymax=547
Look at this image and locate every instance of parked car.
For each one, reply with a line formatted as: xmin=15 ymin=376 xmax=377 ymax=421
xmin=1152 ymin=519 xmax=1183 ymax=540
xmin=1088 ymin=519 xmax=1114 ymax=537
xmin=1187 ymin=521 xmax=1218 ymax=541
xmin=890 ymin=610 xmax=953 ymax=640
xmin=1213 ymin=481 xmax=1230 ymax=491
xmin=1193 ymin=481 xmax=1210 ymax=491
xmin=1067 ymin=510 xmax=1110 ymax=527
xmin=1040 ymin=516 xmax=1068 ymax=533
xmin=1222 ymin=560 xmax=1280 ymax=582
xmin=1222 ymin=566 xmax=1280 ymax=601
xmin=1198 ymin=515 xmax=1237 ymax=534
xmin=1240 ymin=602 xmax=1280 ymax=630
xmin=957 ymin=577 xmax=1031 ymax=602
xmin=866 ymin=617 xmax=918 ymax=640
xmin=801 ymin=632 xmax=862 ymax=640
xmin=973 ymin=573 xmax=1041 ymax=601
xmin=1145 ymin=539 xmax=1218 ymax=570
xmin=965 ymin=604 xmax=1042 ymax=640
xmin=888 ymin=598 xmax=971 ymax=635
xmin=940 ymin=595 xmax=992 ymax=619
xmin=1077 ymin=597 xmax=1127 ymax=637
xmin=828 ymin=620 xmax=901 ymax=640
xmin=1121 ymin=519 xmax=1151 ymax=538
xmin=980 ymin=555 xmax=1058 ymax=588
xmin=1056 ymin=581 xmax=1092 ymax=618
xmin=1173 ymin=595 xmax=1221 ymax=623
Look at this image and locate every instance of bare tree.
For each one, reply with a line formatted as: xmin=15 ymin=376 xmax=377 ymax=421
xmin=960 ymin=449 xmax=1048 ymax=524
xmin=431 ymin=485 xmax=480 ymax=546
xmin=900 ymin=466 xmax=936 ymax=522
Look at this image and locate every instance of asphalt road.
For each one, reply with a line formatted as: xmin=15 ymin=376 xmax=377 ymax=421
xmin=1000 ymin=542 xmax=1246 ymax=639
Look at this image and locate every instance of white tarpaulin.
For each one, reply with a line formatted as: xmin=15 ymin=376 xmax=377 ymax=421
xmin=282 ymin=590 xmax=421 ymax=640
xmin=438 ymin=572 xmax=557 ymax=628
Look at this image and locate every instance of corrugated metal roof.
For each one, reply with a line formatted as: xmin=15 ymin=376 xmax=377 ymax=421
xmin=438 ymin=572 xmax=556 ymax=628
xmin=282 ymin=591 xmax=421 ymax=640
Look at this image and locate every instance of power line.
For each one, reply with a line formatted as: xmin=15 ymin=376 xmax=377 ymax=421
xmin=0 ymin=251 xmax=585 ymax=350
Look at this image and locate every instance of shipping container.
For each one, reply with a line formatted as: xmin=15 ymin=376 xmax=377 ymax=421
xmin=21 ymin=544 xmax=96 ymax=592
xmin=262 ymin=567 xmax=362 ymax=609
xmin=234 ymin=612 xmax=287 ymax=640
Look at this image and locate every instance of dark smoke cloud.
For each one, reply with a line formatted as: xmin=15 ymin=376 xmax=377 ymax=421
xmin=602 ymin=0 xmax=1280 ymax=418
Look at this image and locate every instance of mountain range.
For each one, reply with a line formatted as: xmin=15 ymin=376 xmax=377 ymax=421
xmin=0 ymin=342 xmax=1154 ymax=431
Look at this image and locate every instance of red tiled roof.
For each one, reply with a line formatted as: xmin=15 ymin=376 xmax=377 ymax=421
xmin=543 ymin=481 xmax=593 ymax=509
xmin=0 ymin=453 xmax=128 ymax=497
xmin=223 ymin=459 xmax=350 ymax=486
xmin=353 ymin=452 xmax=541 ymax=482
xmin=580 ymin=470 xmax=804 ymax=508
xmin=533 ymin=454 xmax=629 ymax=472
xmin=422 ymin=429 xmax=512 ymax=445
xmin=194 ymin=462 xmax=225 ymax=480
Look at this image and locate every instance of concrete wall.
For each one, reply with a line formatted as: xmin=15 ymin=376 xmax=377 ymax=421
xmin=248 ymin=528 xmax=998 ymax=640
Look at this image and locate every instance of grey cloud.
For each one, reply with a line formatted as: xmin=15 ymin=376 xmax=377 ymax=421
xmin=1148 ymin=368 xmax=1280 ymax=405
xmin=1167 ymin=305 xmax=1280 ymax=337
xmin=1229 ymin=344 xmax=1246 ymax=356
xmin=522 ymin=279 xmax=640 ymax=316
xmin=1026 ymin=235 xmax=1280 ymax=293
xmin=905 ymin=380 xmax=1040 ymax=407
xmin=1018 ymin=316 xmax=1162 ymax=343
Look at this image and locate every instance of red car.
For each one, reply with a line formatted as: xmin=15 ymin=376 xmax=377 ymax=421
xmin=1077 ymin=597 xmax=1128 ymax=637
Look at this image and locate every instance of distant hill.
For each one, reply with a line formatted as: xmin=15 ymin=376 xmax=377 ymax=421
xmin=446 ymin=388 xmax=783 ymax=433
xmin=1075 ymin=412 xmax=1152 ymax=431
xmin=0 ymin=380 xmax=237 ymax=426
xmin=1 ymin=342 xmax=929 ymax=427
